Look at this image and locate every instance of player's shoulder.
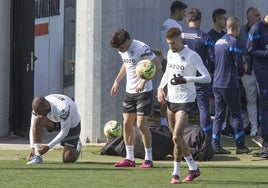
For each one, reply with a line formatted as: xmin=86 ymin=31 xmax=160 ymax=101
xmin=163 ymin=19 xmax=182 ymax=30
xmin=183 ymin=47 xmax=199 ymax=58
xmin=207 ymin=29 xmax=214 ymax=35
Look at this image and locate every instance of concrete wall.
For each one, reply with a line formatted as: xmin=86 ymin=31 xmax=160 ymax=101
xmin=0 ymin=1 xmax=10 ymax=137
xmin=75 ymin=0 xmax=268 ymax=143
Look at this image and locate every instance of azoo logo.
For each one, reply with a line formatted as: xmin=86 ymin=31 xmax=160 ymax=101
xmin=168 ymin=64 xmax=185 ymax=70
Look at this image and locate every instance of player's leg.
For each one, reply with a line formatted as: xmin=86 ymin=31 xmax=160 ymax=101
xmin=196 ymin=83 xmax=212 ymax=139
xmin=173 ymin=103 xmax=200 ymax=183
xmin=212 ymin=88 xmax=231 ymax=154
xmin=115 ymin=92 xmax=136 ymax=167
xmin=136 ymin=91 xmax=154 ymax=168
xmin=61 ymin=123 xmax=81 ymax=163
xmin=168 ymin=102 xmax=198 ymax=184
xmin=241 ymin=74 xmax=258 ymax=136
xmin=114 ymin=112 xmax=136 ymax=167
xmin=166 ymin=105 xmax=180 ymax=184
xmin=225 ymin=88 xmax=251 ymax=154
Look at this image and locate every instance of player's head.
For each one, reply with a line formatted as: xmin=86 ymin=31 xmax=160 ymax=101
xmin=32 ymin=96 xmax=51 ymax=116
xmin=110 ymin=28 xmax=131 ymax=52
xmin=246 ymin=6 xmax=261 ymax=26
xmin=226 ymin=16 xmax=241 ymax=37
xmin=170 ymin=1 xmax=187 ymax=21
xmin=186 ymin=8 xmax=202 ymax=23
xmin=166 ymin=27 xmax=183 ymax=52
xmin=212 ymin=8 xmax=227 ymax=29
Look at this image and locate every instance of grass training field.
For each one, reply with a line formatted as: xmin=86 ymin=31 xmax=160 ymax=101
xmin=0 ymin=136 xmax=267 ymax=188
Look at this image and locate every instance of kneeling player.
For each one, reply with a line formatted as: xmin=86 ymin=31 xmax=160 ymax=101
xmin=27 ymin=94 xmax=82 ymax=164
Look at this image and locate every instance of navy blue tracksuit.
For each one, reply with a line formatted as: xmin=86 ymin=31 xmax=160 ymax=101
xmin=247 ymin=19 xmax=268 ymax=142
xmin=213 ymin=33 xmax=246 ymax=149
xmin=182 ymin=27 xmax=214 ymax=138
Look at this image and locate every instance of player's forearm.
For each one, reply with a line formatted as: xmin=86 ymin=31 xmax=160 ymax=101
xmin=114 ymin=64 xmax=126 ymax=83
xmin=47 ymin=130 xmax=68 ymax=149
xmin=29 ymin=114 xmax=35 ymax=148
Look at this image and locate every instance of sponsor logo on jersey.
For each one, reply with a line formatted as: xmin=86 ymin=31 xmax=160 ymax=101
xmin=122 ymin=58 xmax=136 ymax=64
xmin=168 ymin=63 xmax=185 ymax=70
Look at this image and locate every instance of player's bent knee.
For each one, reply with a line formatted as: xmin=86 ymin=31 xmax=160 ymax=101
xmin=62 ymin=148 xmax=78 ymax=163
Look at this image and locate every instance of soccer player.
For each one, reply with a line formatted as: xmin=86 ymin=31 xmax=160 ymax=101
xmin=182 ymin=8 xmax=214 ymax=139
xmin=109 ymin=28 xmax=162 ymax=168
xmin=157 ymin=27 xmax=211 ymax=184
xmin=237 ymin=6 xmax=261 ymax=137
xmin=27 ymin=94 xmax=82 ymax=164
xmin=208 ymin=8 xmax=227 ymax=44
xmin=208 ymin=8 xmax=233 ymax=138
xmin=247 ymin=13 xmax=268 ymax=156
xmin=160 ymin=0 xmax=187 ymax=126
xmin=213 ymin=16 xmax=251 ymax=154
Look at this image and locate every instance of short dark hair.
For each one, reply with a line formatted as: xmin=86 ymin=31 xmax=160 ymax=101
xmin=246 ymin=6 xmax=260 ymax=17
xmin=187 ymin=8 xmax=202 ymax=22
xmin=226 ymin=16 xmax=240 ymax=30
xmin=109 ymin=28 xmax=130 ymax=48
xmin=171 ymin=1 xmax=187 ymax=14
xmin=166 ymin=27 xmax=181 ymax=39
xmin=212 ymin=8 xmax=227 ymax=23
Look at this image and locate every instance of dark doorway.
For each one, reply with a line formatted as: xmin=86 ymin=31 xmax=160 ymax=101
xmin=10 ymin=0 xmax=35 ymax=137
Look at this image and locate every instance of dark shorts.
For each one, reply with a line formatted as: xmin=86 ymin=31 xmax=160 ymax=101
xmin=58 ymin=123 xmax=81 ymax=148
xmin=167 ymin=102 xmax=195 ymax=114
xmin=123 ymin=91 xmax=153 ymax=116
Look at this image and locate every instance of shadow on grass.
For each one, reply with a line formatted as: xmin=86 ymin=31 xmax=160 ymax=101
xmin=210 ymin=155 xmax=240 ymax=161
xmin=198 ymin=179 xmax=268 ymax=186
xmin=161 ymin=154 xmax=241 ymax=162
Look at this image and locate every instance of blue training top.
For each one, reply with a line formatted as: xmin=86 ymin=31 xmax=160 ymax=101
xmin=213 ymin=33 xmax=244 ymax=88
xmin=182 ymin=27 xmax=215 ymax=73
xmin=207 ymin=29 xmax=226 ymax=44
xmin=247 ymin=19 xmax=268 ymax=71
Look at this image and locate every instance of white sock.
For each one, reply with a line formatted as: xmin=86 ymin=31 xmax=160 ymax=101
xmin=144 ymin=147 xmax=153 ymax=161
xmin=173 ymin=161 xmax=181 ymax=175
xmin=34 ymin=143 xmax=42 ymax=156
xmin=76 ymin=142 xmax=82 ymax=153
xmin=184 ymin=155 xmax=197 ymax=170
xmin=126 ymin=145 xmax=134 ymax=161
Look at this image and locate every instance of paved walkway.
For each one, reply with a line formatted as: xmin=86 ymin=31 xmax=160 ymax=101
xmin=0 ymin=132 xmax=56 ymax=150
xmin=0 ymin=132 xmax=105 ymax=150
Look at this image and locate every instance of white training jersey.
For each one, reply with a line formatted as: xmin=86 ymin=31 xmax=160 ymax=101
xmin=160 ymin=19 xmax=183 ymax=60
xmin=118 ymin=39 xmax=156 ymax=94
xmin=29 ymin=94 xmax=81 ymax=149
xmin=158 ymin=47 xmax=211 ymax=103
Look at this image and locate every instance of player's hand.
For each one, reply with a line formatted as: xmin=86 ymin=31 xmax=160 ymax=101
xmin=170 ymin=74 xmax=186 ymax=85
xmin=110 ymin=81 xmax=119 ymax=96
xmin=157 ymin=88 xmax=166 ymax=104
xmin=28 ymin=148 xmax=35 ymax=160
xmin=39 ymin=145 xmax=49 ymax=155
xmin=136 ymin=79 xmax=146 ymax=93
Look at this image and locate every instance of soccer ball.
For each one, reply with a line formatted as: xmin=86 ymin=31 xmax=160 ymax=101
xmin=103 ymin=120 xmax=123 ymax=139
xmin=136 ymin=59 xmax=156 ymax=80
